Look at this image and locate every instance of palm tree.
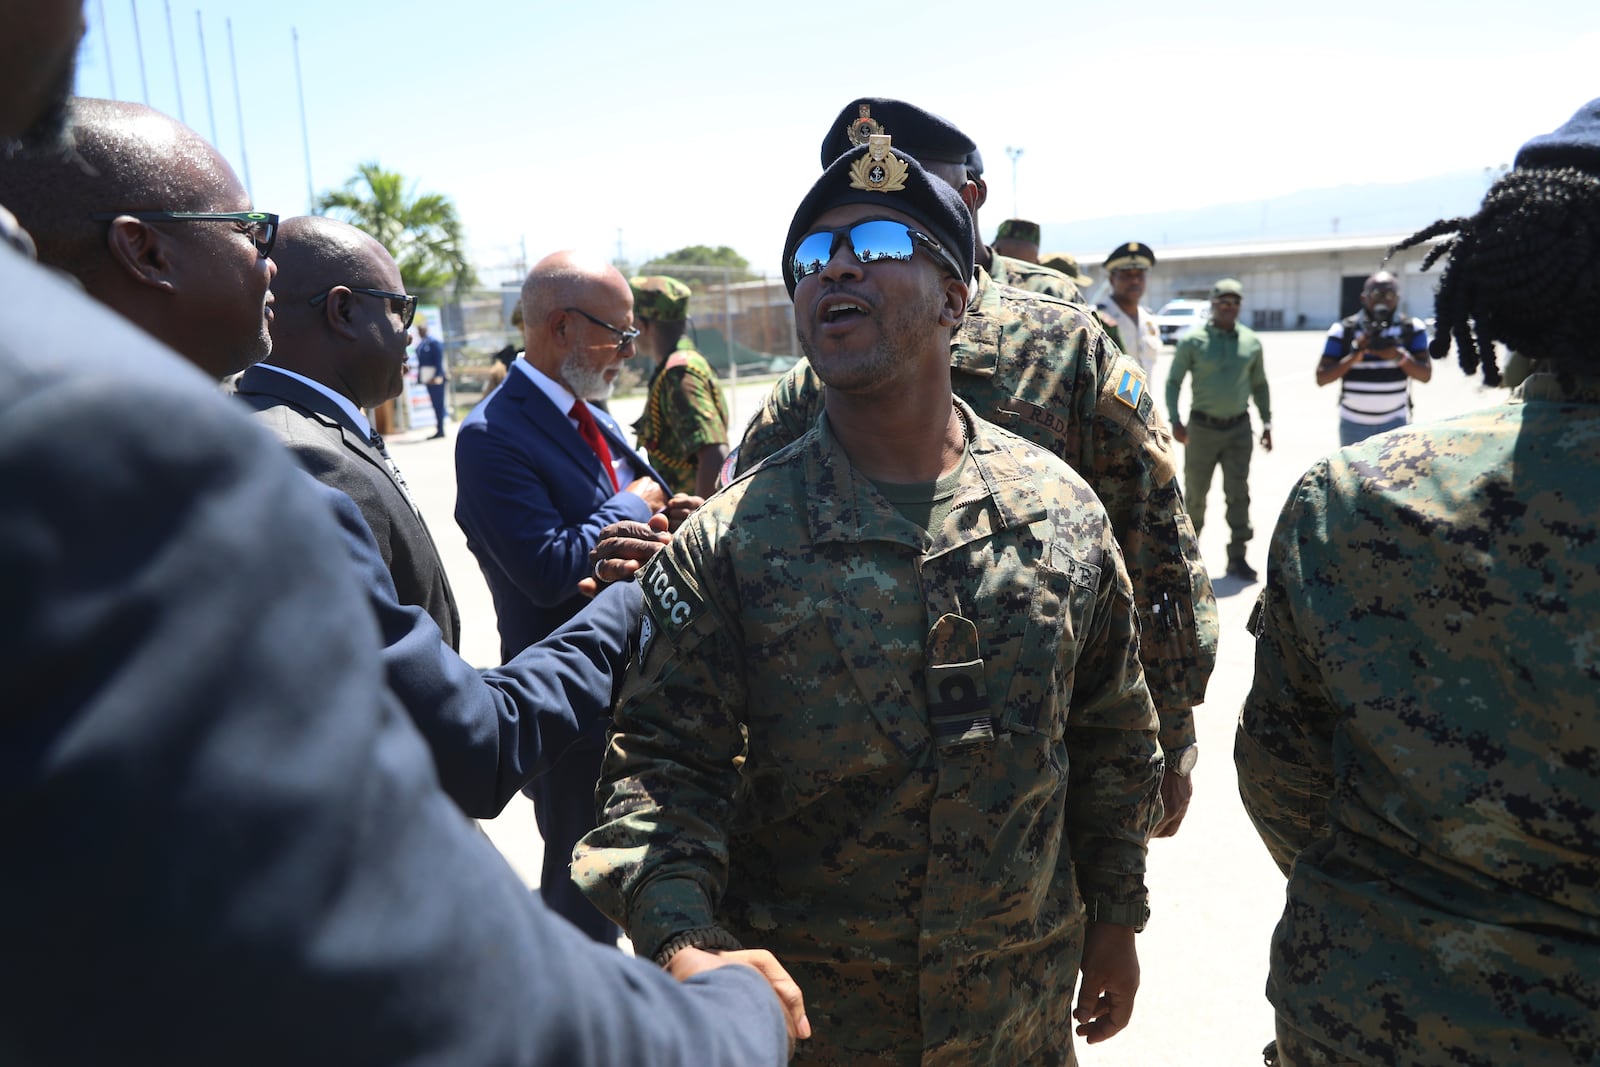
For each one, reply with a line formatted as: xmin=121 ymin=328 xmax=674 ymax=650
xmin=316 ymin=162 xmax=478 ymax=297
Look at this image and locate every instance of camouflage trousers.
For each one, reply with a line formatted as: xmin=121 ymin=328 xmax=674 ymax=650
xmin=1273 ymin=1017 xmax=1364 ymax=1066
xmin=1182 ymin=416 xmax=1254 ymax=560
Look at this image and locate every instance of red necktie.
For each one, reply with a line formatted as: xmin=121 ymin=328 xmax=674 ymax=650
xmin=570 ymin=401 xmax=620 ymax=493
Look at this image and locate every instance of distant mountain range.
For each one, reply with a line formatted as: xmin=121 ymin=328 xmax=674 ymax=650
xmin=1038 ymin=170 xmax=1497 ymax=256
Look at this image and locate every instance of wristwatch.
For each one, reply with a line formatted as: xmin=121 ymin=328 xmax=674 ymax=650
xmin=1165 ymin=743 xmax=1198 ymax=777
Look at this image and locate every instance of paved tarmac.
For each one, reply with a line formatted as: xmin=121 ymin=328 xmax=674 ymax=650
xmin=390 ymin=333 xmax=1503 ymax=1065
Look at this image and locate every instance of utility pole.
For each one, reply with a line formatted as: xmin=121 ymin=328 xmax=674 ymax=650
xmin=1004 ymin=146 xmax=1024 ymax=218
xmin=292 ymin=28 xmax=315 ymax=212
xmin=129 ymin=0 xmax=150 ymax=103
xmin=196 ymin=11 xmax=219 ymax=145
xmin=97 ymin=0 xmax=117 ymax=98
xmin=163 ymin=0 xmax=184 ymax=121
xmin=225 ymin=17 xmax=253 ymax=200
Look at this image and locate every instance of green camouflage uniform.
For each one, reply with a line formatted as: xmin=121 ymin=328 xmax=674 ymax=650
xmin=576 ymin=400 xmax=1162 ymax=1065
xmin=734 ymin=269 xmax=1216 ymax=752
xmin=1236 ymin=371 xmax=1600 ymax=1065
xmin=631 ymin=343 xmax=729 ymax=495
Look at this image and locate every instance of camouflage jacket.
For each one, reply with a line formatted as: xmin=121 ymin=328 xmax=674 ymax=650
xmin=1235 ymin=371 xmax=1600 ymax=1065
xmin=734 ymin=269 xmax=1216 ymax=743
xmin=576 ymin=401 xmax=1162 ymax=1066
xmin=631 ymin=346 xmax=729 ymax=495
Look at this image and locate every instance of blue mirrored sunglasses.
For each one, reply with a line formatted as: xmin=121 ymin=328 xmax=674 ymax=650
xmin=791 ymin=219 xmax=963 ymax=283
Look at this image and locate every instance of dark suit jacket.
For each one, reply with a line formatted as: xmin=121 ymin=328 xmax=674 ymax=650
xmin=454 ymin=362 xmax=668 ymax=660
xmin=0 ymin=241 xmax=787 ymax=1066
xmin=316 ymin=476 xmax=642 ymax=818
xmin=235 ymin=363 xmax=461 ymax=648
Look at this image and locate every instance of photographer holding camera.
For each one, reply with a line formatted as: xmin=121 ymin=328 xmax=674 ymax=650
xmin=1316 ymin=270 xmax=1432 ymax=445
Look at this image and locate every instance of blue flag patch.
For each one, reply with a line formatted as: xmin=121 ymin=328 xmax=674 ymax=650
xmin=1115 ymin=369 xmax=1145 ymax=410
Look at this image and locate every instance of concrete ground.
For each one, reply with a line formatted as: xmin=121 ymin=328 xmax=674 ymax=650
xmin=391 ymin=333 xmax=1503 ymax=1065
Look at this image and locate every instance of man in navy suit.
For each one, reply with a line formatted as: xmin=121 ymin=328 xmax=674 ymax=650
xmin=0 ymin=27 xmax=800 ymax=1064
xmin=456 ymin=249 xmax=677 ymax=943
xmin=415 ymin=319 xmax=449 ymax=438
xmin=238 ymin=215 xmax=460 ymax=647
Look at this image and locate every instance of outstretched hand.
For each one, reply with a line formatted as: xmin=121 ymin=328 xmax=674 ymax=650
xmin=666 ymin=946 xmax=812 ymax=1048
xmin=578 ymin=514 xmax=672 ymax=597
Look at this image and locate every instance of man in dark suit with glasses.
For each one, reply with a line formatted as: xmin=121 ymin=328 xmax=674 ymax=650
xmin=237 ymin=214 xmax=461 ymax=649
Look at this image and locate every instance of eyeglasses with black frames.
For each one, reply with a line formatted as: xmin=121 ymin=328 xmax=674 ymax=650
xmin=564 ymin=306 xmax=640 ymax=353
xmin=89 ymin=210 xmax=279 ymax=259
xmin=790 ymin=218 xmax=964 ymax=284
xmin=307 ymin=286 xmax=419 ymax=329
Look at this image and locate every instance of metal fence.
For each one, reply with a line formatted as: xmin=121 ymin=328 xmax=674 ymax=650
xmin=431 ymin=267 xmax=801 ymax=410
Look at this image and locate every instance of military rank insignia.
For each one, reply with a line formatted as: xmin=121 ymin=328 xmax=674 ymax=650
xmin=850 ymin=133 xmax=909 ymax=193
xmin=1115 ymin=368 xmax=1146 ymax=410
xmin=846 ymin=103 xmax=885 ymax=148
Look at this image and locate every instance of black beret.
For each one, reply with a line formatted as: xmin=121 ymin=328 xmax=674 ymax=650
xmin=1514 ymin=97 xmax=1600 ymax=174
xmin=819 ymin=98 xmax=977 ymax=169
xmin=965 ymin=148 xmax=984 ymax=179
xmin=783 ymin=140 xmax=974 ymax=297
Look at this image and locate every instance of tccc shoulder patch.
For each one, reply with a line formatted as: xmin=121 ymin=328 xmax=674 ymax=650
xmin=640 ymin=552 xmax=706 ymax=653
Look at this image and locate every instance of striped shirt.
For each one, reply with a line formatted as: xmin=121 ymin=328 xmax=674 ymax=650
xmin=1322 ymin=314 xmax=1430 ymax=425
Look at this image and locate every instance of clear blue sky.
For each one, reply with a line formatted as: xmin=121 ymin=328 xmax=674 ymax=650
xmin=74 ymin=0 xmax=1598 ymax=282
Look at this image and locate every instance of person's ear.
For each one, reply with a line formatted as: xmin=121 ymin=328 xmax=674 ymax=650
xmin=938 ymin=276 xmax=969 ymax=328
xmin=104 ymin=217 xmax=176 ymax=293
xmin=961 ymin=178 xmax=987 ymax=213
xmin=319 ymin=286 xmax=360 ymax=340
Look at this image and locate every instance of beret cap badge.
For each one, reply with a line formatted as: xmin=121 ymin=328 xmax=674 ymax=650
xmin=849 ymin=133 xmax=909 ymax=193
xmin=846 ymin=103 xmax=886 ymax=148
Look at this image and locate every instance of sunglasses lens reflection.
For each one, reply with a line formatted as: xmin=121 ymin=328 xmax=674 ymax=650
xmin=792 ymin=221 xmax=918 ymax=280
xmin=849 ymin=220 xmax=915 ymax=264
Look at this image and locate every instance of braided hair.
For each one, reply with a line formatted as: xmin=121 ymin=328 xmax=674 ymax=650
xmin=1389 ymin=166 xmax=1600 ymax=385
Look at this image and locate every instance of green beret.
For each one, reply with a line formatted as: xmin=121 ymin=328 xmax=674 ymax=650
xmin=1104 ymin=240 xmax=1157 ymax=271
xmin=629 ymin=275 xmax=692 ymax=322
xmin=995 ymin=219 xmax=1041 ymax=245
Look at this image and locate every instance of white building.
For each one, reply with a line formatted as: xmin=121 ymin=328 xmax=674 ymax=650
xmin=1079 ymin=232 xmax=1442 ymax=330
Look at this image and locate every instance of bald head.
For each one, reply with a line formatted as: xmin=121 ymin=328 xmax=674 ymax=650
xmin=0 ymin=98 xmax=244 ymax=283
xmin=266 ymin=216 xmax=410 ymax=408
xmin=271 ymin=216 xmax=394 ymax=302
xmin=520 ymin=251 xmax=637 ymax=400
xmin=0 ymin=98 xmax=274 ymax=380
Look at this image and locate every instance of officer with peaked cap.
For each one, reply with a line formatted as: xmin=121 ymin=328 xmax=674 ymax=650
xmin=578 ymin=133 xmax=1161 ymax=1066
xmin=1098 ymin=241 xmax=1165 ymax=378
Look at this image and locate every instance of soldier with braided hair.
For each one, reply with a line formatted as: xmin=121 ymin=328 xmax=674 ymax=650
xmin=1236 ymin=98 xmax=1600 ymax=1066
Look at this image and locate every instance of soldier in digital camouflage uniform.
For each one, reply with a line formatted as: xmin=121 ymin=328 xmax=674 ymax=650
xmin=576 ymin=136 xmax=1162 ymax=1066
xmin=629 ymin=274 xmax=730 ymax=497
xmin=1236 ymin=98 xmax=1600 ymax=1066
xmin=734 ymin=96 xmax=1216 ymax=834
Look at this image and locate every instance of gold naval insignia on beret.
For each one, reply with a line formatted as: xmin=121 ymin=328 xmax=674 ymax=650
xmin=849 ymin=133 xmax=909 ymax=193
xmin=847 ymin=103 xmax=885 ymax=147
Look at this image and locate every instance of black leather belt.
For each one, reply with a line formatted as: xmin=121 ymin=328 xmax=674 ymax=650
xmin=1190 ymin=410 xmax=1249 ymax=429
